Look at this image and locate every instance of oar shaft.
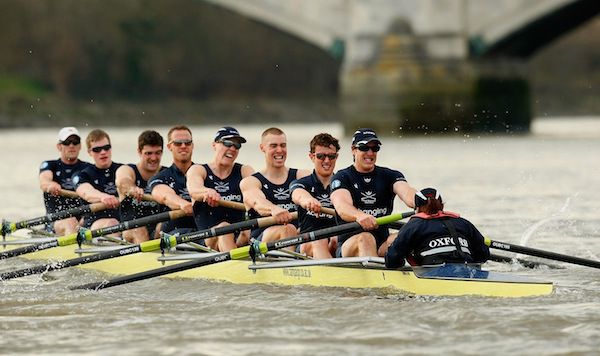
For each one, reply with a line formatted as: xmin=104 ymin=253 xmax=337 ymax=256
xmin=0 ymin=239 xmax=61 ymax=260
xmin=0 ymin=210 xmax=186 ymax=261
xmin=0 ymin=210 xmax=280 ymax=279
xmin=72 ymin=211 xmax=414 ymax=290
xmin=487 ymin=239 xmax=600 ymax=269
xmin=83 ymin=210 xmax=187 ymax=241
xmin=1 ymin=202 xmax=106 ymax=236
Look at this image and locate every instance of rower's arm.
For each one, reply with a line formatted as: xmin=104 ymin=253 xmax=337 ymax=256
xmin=240 ymin=176 xmax=276 ymax=216
xmin=331 ymin=188 xmax=377 ymax=230
xmin=331 ymin=188 xmax=360 ymax=222
xmin=240 ymin=164 xmax=256 ymax=178
xmin=115 ymin=165 xmax=140 ymax=201
xmin=392 ymin=181 xmax=416 ymax=209
xmin=291 ymin=186 xmax=322 ymax=213
xmin=186 ymin=164 xmax=212 ymax=202
xmin=39 ymin=170 xmax=60 ymax=195
xmin=152 ymin=184 xmax=192 ymax=214
xmin=76 ymin=183 xmax=119 ymax=207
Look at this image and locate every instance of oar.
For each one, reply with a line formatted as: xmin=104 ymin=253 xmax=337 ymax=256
xmin=486 ymin=238 xmax=600 ymax=269
xmin=0 ymin=211 xmax=295 ymax=280
xmin=72 ymin=211 xmax=415 ymax=290
xmin=0 ymin=209 xmax=189 ymax=260
xmin=62 ymin=189 xmax=157 ymax=202
xmin=1 ymin=202 xmax=108 ymax=238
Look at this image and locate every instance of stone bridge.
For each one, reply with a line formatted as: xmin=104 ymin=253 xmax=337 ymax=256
xmin=204 ymin=0 xmax=600 ymax=134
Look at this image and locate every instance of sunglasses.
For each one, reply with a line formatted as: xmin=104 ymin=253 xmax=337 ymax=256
xmin=315 ymin=152 xmax=338 ymax=160
xmin=60 ymin=138 xmax=80 ymax=146
xmin=356 ymin=145 xmax=381 ymax=152
xmin=91 ymin=144 xmax=112 ymax=153
xmin=170 ymin=139 xmax=193 ymax=147
xmin=219 ymin=139 xmax=242 ymax=149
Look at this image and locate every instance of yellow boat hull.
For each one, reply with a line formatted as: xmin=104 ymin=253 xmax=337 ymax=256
xmin=4 ymin=233 xmax=553 ymax=298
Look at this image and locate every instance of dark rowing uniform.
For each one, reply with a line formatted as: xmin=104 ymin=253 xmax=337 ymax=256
xmin=39 ymin=158 xmax=91 ymax=232
xmin=193 ymin=163 xmax=246 ymax=230
xmin=119 ymin=164 xmax=169 ymax=237
xmin=247 ymin=168 xmax=298 ymax=241
xmin=385 ymin=212 xmax=490 ymax=268
xmin=330 ymin=165 xmax=407 ymax=252
xmin=39 ymin=159 xmax=91 ymax=213
xmin=289 ymin=170 xmax=337 ymax=233
xmin=147 ymin=163 xmax=196 ymax=235
xmin=72 ymin=162 xmax=122 ymax=228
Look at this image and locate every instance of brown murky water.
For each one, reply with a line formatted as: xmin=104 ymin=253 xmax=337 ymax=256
xmin=1 ymin=120 xmax=600 ymax=355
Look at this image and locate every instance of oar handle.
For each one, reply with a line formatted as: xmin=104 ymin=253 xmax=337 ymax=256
xmin=60 ymin=189 xmax=80 ymax=199
xmin=320 ymin=207 xmax=337 ymax=216
xmin=256 ymin=212 xmax=299 ymax=228
xmin=217 ymin=200 xmax=246 ymax=211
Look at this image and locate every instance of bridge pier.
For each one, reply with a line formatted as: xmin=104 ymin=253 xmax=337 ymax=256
xmin=341 ymin=31 xmax=531 ymax=136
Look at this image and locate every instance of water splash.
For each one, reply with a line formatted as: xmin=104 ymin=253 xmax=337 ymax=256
xmin=519 ymin=194 xmax=575 ymax=246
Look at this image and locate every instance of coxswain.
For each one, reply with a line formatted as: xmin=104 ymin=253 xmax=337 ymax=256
xmin=385 ymin=188 xmax=490 ymax=268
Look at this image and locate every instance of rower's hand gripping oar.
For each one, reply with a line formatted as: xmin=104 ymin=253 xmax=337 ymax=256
xmin=486 ymin=238 xmax=600 ymax=270
xmin=71 ymin=211 xmax=414 ymax=291
xmin=0 ymin=209 xmax=292 ymax=280
xmin=0 ymin=209 xmax=188 ymax=260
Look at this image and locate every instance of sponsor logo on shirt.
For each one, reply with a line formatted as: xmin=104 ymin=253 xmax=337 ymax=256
xmin=360 ymin=191 xmax=376 ymax=204
xmin=273 ymin=188 xmax=290 ymax=201
xmin=214 ymin=182 xmax=229 ymax=193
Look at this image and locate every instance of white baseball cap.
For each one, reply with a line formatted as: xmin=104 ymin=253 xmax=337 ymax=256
xmin=57 ymin=127 xmax=80 ymax=142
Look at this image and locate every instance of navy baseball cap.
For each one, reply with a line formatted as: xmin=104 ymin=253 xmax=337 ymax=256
xmin=415 ymin=188 xmax=442 ymax=207
xmin=214 ymin=126 xmax=246 ymax=143
xmin=351 ymin=128 xmax=381 ymax=147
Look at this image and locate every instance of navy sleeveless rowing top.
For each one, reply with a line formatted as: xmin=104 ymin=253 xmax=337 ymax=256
xmin=248 ymin=168 xmax=298 ymax=240
xmin=330 ymin=165 xmax=406 ymax=247
xmin=72 ymin=162 xmax=123 ymax=228
xmin=120 ymin=164 xmax=169 ymax=223
xmin=289 ymin=170 xmax=337 ymax=233
xmin=39 ymin=158 xmax=91 ymax=213
xmin=193 ymin=163 xmax=246 ymax=230
xmin=147 ymin=163 xmax=196 ymax=234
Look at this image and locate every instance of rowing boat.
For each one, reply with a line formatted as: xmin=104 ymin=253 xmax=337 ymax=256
xmin=2 ymin=230 xmax=553 ymax=297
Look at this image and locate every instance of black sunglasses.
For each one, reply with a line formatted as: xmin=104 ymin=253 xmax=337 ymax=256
xmin=356 ymin=145 xmax=380 ymax=152
xmin=91 ymin=144 xmax=112 ymax=153
xmin=219 ymin=139 xmax=242 ymax=149
xmin=170 ymin=140 xmax=193 ymax=147
xmin=315 ymin=153 xmax=338 ymax=160
xmin=60 ymin=138 xmax=81 ymax=146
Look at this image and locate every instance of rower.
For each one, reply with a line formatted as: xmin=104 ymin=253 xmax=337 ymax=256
xmin=73 ymin=129 xmax=122 ymax=232
xmin=240 ymin=127 xmax=310 ymax=246
xmin=148 ymin=125 xmax=197 ymax=235
xmin=290 ymin=133 xmax=340 ymax=259
xmin=331 ymin=128 xmax=417 ymax=257
xmin=187 ymin=126 xmax=255 ymax=251
xmin=385 ymin=188 xmax=490 ymax=267
xmin=116 ymin=130 xmax=168 ymax=243
xmin=39 ymin=127 xmax=91 ymax=235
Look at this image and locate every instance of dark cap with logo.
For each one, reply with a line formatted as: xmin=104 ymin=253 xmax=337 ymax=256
xmin=214 ymin=126 xmax=247 ymax=143
xmin=351 ymin=128 xmax=382 ymax=147
xmin=415 ymin=188 xmax=442 ymax=207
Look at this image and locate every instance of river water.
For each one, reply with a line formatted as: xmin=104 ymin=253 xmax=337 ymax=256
xmin=1 ymin=118 xmax=600 ymax=355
